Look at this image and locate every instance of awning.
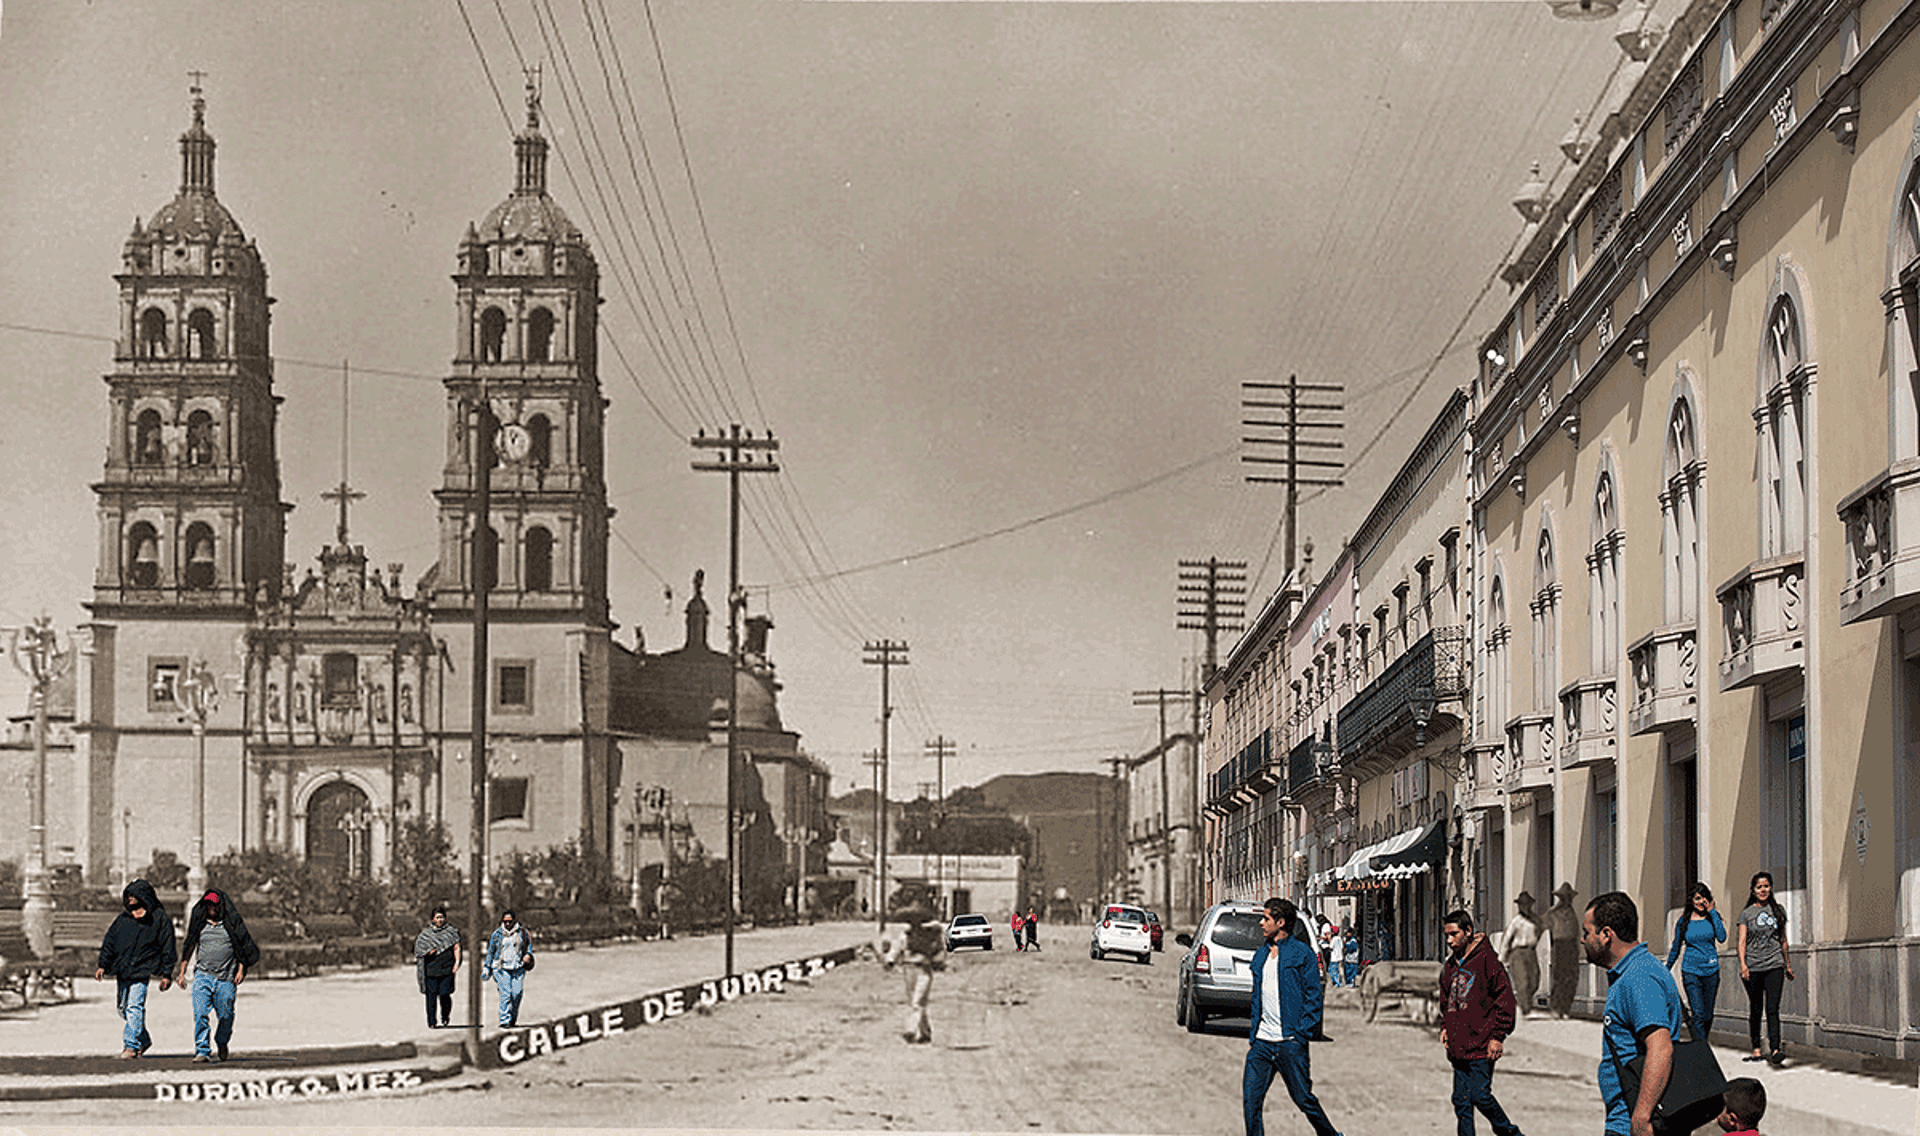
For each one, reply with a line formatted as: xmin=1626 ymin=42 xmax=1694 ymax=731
xmin=1332 ymin=819 xmax=1446 ymax=881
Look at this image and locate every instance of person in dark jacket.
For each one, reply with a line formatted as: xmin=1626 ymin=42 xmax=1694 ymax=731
xmin=94 ymin=879 xmax=176 ymax=1058
xmin=1440 ymin=910 xmax=1525 ymax=1136
xmin=1244 ymin=897 xmax=1343 ymax=1136
xmin=175 ymin=889 xmax=261 ymax=1062
xmin=414 ymin=904 xmax=461 ymax=1028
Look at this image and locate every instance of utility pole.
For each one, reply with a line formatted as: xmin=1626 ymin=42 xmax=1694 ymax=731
xmin=1133 ymin=688 xmax=1191 ymax=924
xmin=1242 ymin=375 xmax=1344 ymax=584
xmin=692 ymin=423 xmax=781 ymax=977
xmin=925 ymin=735 xmax=955 ymax=917
xmin=863 ymin=640 xmax=908 ymax=929
xmin=465 ymin=396 xmax=494 ymax=1064
xmin=1178 ymin=558 xmax=1247 ymax=684
xmin=1103 ymin=755 xmax=1129 ymax=903
xmin=864 ymin=750 xmax=883 ymax=917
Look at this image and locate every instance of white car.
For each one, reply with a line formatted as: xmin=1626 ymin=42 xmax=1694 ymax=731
xmin=945 ymin=913 xmax=994 ymax=951
xmin=1090 ymin=903 xmax=1154 ymax=964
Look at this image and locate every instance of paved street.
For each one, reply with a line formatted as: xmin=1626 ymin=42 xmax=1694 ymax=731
xmin=6 ymin=922 xmax=1912 ymax=1133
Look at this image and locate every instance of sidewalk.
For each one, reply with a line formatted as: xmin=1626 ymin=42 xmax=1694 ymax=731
xmin=0 ymin=921 xmax=868 ymax=1100
xmin=1327 ymin=986 xmax=1917 ymax=1136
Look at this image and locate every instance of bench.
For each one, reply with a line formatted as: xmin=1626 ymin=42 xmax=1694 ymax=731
xmin=0 ymin=930 xmax=92 ymax=1009
xmin=51 ymin=909 xmax=109 ymax=953
xmin=303 ymin=913 xmax=401 ymax=970
xmin=1356 ymin=959 xmax=1444 ymax=1024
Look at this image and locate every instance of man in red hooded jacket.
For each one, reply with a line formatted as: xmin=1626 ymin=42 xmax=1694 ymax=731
xmin=1440 ymin=909 xmax=1525 ymax=1136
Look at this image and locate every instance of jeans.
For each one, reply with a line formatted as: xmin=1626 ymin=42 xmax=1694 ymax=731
xmin=1244 ymin=1037 xmax=1340 ymax=1136
xmin=424 ymin=973 xmax=456 ymax=1027
xmin=1681 ymin=969 xmax=1720 ymax=1043
xmin=191 ymin=971 xmax=237 ymax=1056
xmin=1344 ymin=960 xmax=1358 ymax=985
xmin=115 ymin=977 xmax=151 ymax=1053
xmin=1328 ymin=960 xmax=1345 ymax=987
xmin=902 ymin=964 xmax=934 ymax=1042
xmin=1744 ymin=967 xmax=1785 ymax=1052
xmin=1449 ymin=1057 xmax=1523 ymax=1136
xmin=495 ymin=966 xmax=526 ymax=1026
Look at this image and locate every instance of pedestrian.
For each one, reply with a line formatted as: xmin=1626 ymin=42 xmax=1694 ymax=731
xmin=175 ymin=888 xmax=260 ymax=1063
xmin=1326 ymin=920 xmax=1347 ymax=987
xmin=1715 ymin=1076 xmax=1766 ymax=1135
xmin=1341 ymin=927 xmax=1360 ymax=986
xmin=1024 ymin=905 xmax=1040 ymax=951
xmin=880 ymin=905 xmax=945 ymax=1044
xmin=1735 ymin=871 xmax=1793 ymax=1067
xmin=483 ymin=909 xmax=535 ymax=1027
xmin=414 ymin=904 xmax=461 ymax=1029
xmin=1439 ymin=909 xmax=1524 ymax=1136
xmin=1543 ymin=883 xmax=1581 ymax=1018
xmin=1582 ymin=890 xmax=1684 ymax=1136
xmin=94 ymin=878 xmax=176 ymax=1058
xmin=1664 ymin=881 xmax=1726 ymax=1043
xmin=1011 ymin=910 xmax=1024 ymax=951
xmin=1314 ymin=913 xmax=1333 ymax=978
xmin=1243 ymin=897 xmax=1344 ymax=1136
xmin=1501 ymin=891 xmax=1542 ymax=1021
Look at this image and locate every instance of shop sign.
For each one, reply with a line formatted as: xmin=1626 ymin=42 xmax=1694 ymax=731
xmin=1335 ymin=877 xmax=1393 ymax=892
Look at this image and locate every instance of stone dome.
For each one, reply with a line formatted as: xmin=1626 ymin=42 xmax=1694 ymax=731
xmin=147 ymin=191 xmax=244 ymax=244
xmin=480 ymin=192 xmax=581 ymax=245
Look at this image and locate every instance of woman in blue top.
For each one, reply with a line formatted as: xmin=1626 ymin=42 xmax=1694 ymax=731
xmin=1664 ymin=881 xmax=1726 ymax=1043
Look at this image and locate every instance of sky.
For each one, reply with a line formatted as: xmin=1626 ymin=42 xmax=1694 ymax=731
xmin=0 ymin=1 xmax=1633 ymax=800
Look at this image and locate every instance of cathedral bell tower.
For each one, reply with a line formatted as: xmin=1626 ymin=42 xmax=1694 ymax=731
xmin=92 ymin=81 xmax=286 ymax=616
xmin=433 ymin=77 xmax=610 ymax=627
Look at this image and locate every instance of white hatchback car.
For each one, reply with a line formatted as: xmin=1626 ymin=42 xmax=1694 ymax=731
xmin=1090 ymin=903 xmax=1154 ymax=964
xmin=945 ymin=913 xmax=994 ymax=951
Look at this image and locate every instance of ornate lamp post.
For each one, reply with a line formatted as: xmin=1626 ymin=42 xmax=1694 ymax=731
xmin=6 ymin=617 xmax=72 ymax=958
xmin=172 ymin=659 xmax=219 ymax=899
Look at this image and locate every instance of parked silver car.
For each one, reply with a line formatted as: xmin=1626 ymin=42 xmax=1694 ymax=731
xmin=1174 ymin=900 xmax=1269 ymax=1032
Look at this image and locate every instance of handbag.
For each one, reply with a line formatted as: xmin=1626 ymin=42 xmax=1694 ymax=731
xmin=1606 ymin=1025 xmax=1727 ymax=1135
xmin=523 ymin=950 xmax=535 ymax=972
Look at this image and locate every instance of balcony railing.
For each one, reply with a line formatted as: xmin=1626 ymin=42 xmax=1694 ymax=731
xmin=1839 ymin=460 xmax=1920 ymax=625
xmin=1336 ymin=626 xmax=1468 ymax=770
xmin=1288 ymin=733 xmax=1323 ymax=797
xmin=1462 ymin=742 xmax=1506 ymax=813
xmin=1558 ymin=674 xmax=1618 ymax=768
xmin=1505 ymin=712 xmax=1554 ymax=792
xmin=1626 ymin=622 xmax=1698 ymax=735
xmin=1716 ymin=553 xmax=1805 ymax=691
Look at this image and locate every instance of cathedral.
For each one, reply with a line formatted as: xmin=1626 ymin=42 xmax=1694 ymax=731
xmin=4 ymin=84 xmax=830 ymax=915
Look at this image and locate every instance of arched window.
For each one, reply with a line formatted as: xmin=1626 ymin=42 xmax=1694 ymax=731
xmin=1488 ymin=575 xmax=1511 ymax=736
xmin=186 ymin=309 xmax=217 ymax=359
xmin=182 ymin=523 xmax=216 ymax=590
xmin=185 ymin=410 xmax=215 ymax=467
xmin=479 ymin=307 xmax=507 ymax=362
xmin=1532 ymin=528 xmax=1559 ymax=713
xmin=525 ymin=526 xmax=554 ymax=592
xmin=139 ymin=308 xmax=168 ymax=359
xmin=134 ymin=409 xmax=165 ymax=465
xmin=1894 ymin=165 xmax=1920 ymax=459
xmin=1591 ymin=472 xmax=1623 ymax=671
xmin=527 ymin=414 xmax=552 ymax=470
xmin=127 ymin=523 xmax=160 ymax=588
xmin=1662 ymin=397 xmax=1702 ymax=621
xmin=527 ymin=307 xmax=555 ymax=362
xmin=1761 ymin=298 xmax=1809 ymax=556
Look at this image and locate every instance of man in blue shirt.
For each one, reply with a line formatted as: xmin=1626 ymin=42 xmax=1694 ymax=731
xmin=1583 ymin=891 xmax=1684 ymax=1136
xmin=1245 ymin=897 xmax=1343 ymax=1136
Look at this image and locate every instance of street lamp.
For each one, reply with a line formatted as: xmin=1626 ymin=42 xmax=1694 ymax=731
xmin=171 ymin=659 xmax=219 ymax=899
xmin=6 ymin=617 xmax=72 ymax=959
xmin=1411 ymin=685 xmax=1437 ymax=747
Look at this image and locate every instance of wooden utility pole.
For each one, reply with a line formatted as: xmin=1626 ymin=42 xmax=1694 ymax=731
xmin=465 ymin=397 xmax=494 ymax=1063
xmin=1242 ymin=375 xmax=1345 ymax=583
xmin=692 ymin=424 xmax=780 ymax=976
xmin=862 ymin=640 xmax=908 ymax=928
xmin=925 ymin=735 xmax=956 ymax=916
xmin=1133 ymin=688 xmax=1192 ymax=923
xmin=1103 ymin=755 xmax=1129 ymax=903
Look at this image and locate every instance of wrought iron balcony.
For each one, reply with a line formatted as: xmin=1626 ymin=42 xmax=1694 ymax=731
xmin=1716 ymin=553 xmax=1805 ymax=691
xmin=1559 ymin=674 xmax=1619 ymax=768
xmin=1462 ymin=742 xmax=1506 ymax=813
xmin=1504 ymin=712 xmax=1555 ymax=792
xmin=1626 ymin=622 xmax=1698 ymax=735
xmin=1839 ymin=460 xmax=1920 ymax=625
xmin=1287 ymin=733 xmax=1327 ymax=798
xmin=1336 ymin=626 xmax=1468 ymax=774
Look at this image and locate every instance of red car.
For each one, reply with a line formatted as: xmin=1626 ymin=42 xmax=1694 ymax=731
xmin=1145 ymin=911 xmax=1165 ymax=951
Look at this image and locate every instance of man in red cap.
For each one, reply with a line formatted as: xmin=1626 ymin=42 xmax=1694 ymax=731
xmin=175 ymin=888 xmax=261 ymax=1062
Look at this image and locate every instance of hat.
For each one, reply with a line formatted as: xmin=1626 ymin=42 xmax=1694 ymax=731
xmin=1514 ymin=890 xmax=1535 ymax=907
xmin=1553 ymin=882 xmax=1576 ymax=900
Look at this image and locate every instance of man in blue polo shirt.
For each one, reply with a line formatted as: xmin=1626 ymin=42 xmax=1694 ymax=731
xmin=1245 ymin=897 xmax=1343 ymax=1136
xmin=1582 ymin=891 xmax=1684 ymax=1136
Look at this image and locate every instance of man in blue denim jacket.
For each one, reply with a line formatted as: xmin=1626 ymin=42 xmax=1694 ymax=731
xmin=1245 ymin=897 xmax=1344 ymax=1136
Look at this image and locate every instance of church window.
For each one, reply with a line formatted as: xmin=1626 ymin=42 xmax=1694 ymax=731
xmin=527 ymin=307 xmax=555 ymax=362
xmin=127 ymin=522 xmax=160 ymax=588
xmin=489 ymin=776 xmax=531 ymax=825
xmin=525 ymin=526 xmax=554 ymax=592
xmin=139 ymin=308 xmax=169 ymax=359
xmin=186 ymin=309 xmax=217 ymax=359
xmin=527 ymin=414 xmax=552 ymax=469
xmin=134 ymin=409 xmax=165 ymax=465
xmin=494 ymin=660 xmax=534 ymax=713
xmin=480 ymin=307 xmax=507 ymax=362
xmin=182 ymin=523 xmax=216 ymax=590
xmin=322 ymin=652 xmax=359 ymax=708
xmin=185 ymin=410 xmax=215 ymax=467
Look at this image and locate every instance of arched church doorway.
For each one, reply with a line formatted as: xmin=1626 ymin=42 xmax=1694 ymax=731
xmin=306 ymin=779 xmax=373 ymax=879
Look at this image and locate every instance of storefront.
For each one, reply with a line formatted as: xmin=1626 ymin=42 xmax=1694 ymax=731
xmin=1322 ymin=818 xmax=1447 ymax=962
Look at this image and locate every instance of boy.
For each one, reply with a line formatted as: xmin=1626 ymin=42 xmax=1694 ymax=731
xmin=94 ymin=879 xmax=176 ymax=1058
xmin=1439 ymin=909 xmax=1524 ymax=1136
xmin=1716 ymin=1077 xmax=1766 ymax=1135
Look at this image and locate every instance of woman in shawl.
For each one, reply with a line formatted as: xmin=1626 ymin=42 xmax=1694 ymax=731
xmin=414 ymin=904 xmax=461 ymax=1028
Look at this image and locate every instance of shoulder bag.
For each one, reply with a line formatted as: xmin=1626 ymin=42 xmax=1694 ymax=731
xmin=1605 ymin=1023 xmax=1727 ymax=1135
